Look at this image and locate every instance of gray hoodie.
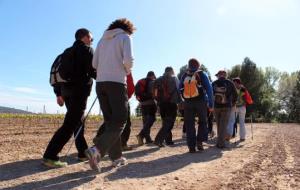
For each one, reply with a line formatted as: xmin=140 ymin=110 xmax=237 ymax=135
xmin=92 ymin=29 xmax=134 ymax=84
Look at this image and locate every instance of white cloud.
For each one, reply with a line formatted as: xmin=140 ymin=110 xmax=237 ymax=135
xmin=14 ymin=87 xmax=38 ymax=94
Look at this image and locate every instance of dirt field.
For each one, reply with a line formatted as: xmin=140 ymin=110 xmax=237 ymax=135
xmin=0 ymin=121 xmax=299 ymax=190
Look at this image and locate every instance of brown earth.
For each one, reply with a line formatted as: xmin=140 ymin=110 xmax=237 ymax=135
xmin=0 ymin=121 xmax=299 ymax=190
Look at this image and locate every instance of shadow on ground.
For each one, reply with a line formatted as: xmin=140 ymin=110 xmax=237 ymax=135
xmin=2 ymin=170 xmax=96 ymax=190
xmin=0 ymin=153 xmax=79 ymax=181
xmin=106 ymin=145 xmax=223 ymax=181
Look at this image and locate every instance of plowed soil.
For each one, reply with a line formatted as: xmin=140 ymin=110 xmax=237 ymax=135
xmin=0 ymin=121 xmax=299 ymax=190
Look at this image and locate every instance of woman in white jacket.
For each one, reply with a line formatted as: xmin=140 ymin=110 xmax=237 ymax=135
xmin=85 ymin=18 xmax=135 ymax=171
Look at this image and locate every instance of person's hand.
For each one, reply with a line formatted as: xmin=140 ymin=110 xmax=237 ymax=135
xmin=56 ymin=96 xmax=64 ymax=107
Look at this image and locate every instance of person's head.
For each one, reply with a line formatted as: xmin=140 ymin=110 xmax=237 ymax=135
xmin=107 ymin=18 xmax=136 ymax=35
xmin=164 ymin=66 xmax=175 ymax=76
xmin=146 ymin=71 xmax=156 ymax=80
xmin=233 ymin=77 xmax=242 ymax=89
xmin=188 ymin=58 xmax=200 ymax=72
xmin=215 ymin=70 xmax=227 ymax=79
xmin=75 ymin=28 xmax=93 ymax=46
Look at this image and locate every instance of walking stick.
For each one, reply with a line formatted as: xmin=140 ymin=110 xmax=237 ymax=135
xmin=65 ymin=97 xmax=98 ymax=158
xmin=251 ymin=114 xmax=254 ymax=140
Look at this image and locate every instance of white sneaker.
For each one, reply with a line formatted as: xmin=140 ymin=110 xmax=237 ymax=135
xmin=85 ymin=146 xmax=101 ymax=172
xmin=112 ymin=157 xmax=127 ymax=167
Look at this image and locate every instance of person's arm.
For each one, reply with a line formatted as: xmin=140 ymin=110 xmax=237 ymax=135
xmin=123 ymin=35 xmax=134 ymax=74
xmin=201 ymin=72 xmax=214 ymax=109
xmin=86 ymin=47 xmax=96 ymax=79
xmin=53 ymin=85 xmax=64 ymax=106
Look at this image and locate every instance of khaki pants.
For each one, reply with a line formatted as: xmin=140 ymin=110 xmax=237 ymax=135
xmin=214 ymin=108 xmax=231 ymax=147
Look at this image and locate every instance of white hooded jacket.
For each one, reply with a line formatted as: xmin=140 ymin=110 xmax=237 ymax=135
xmin=92 ymin=28 xmax=134 ymax=84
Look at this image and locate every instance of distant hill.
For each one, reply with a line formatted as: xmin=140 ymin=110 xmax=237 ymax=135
xmin=0 ymin=106 xmax=34 ymax=114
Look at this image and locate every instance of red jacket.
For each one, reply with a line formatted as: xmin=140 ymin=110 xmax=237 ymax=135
xmin=126 ymin=73 xmax=135 ymax=99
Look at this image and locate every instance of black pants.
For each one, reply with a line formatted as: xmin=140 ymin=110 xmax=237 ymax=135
xmin=139 ymin=104 xmax=157 ymax=142
xmin=184 ymin=99 xmax=208 ymax=150
xmin=207 ymin=111 xmax=213 ymax=134
xmin=155 ymin=102 xmax=177 ymax=144
xmin=96 ymin=104 xmax=131 ymax=147
xmin=93 ymin=82 xmax=128 ymax=160
xmin=43 ymin=95 xmax=88 ymax=161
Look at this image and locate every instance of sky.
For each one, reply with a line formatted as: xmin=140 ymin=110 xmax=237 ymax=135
xmin=0 ymin=0 xmax=299 ymax=114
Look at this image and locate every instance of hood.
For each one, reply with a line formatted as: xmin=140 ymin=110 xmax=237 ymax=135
xmin=101 ymin=28 xmax=126 ymax=40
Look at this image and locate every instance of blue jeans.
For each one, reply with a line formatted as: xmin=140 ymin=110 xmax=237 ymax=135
xmin=184 ymin=99 xmax=208 ymax=150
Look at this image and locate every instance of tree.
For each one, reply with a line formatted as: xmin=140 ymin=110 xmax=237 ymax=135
xmin=276 ymin=72 xmax=298 ymax=122
xmin=289 ymin=71 xmax=300 ymax=123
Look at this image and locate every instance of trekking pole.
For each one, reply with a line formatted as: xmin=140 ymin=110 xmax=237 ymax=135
xmin=251 ymin=114 xmax=254 ymax=140
xmin=64 ymin=97 xmax=98 ymax=158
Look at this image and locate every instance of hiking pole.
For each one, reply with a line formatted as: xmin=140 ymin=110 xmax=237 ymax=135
xmin=251 ymin=114 xmax=254 ymax=140
xmin=65 ymin=97 xmax=98 ymax=158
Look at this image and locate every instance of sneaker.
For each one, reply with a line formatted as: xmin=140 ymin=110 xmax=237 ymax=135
xmin=197 ymin=142 xmax=204 ymax=151
xmin=112 ymin=157 xmax=127 ymax=167
xmin=85 ymin=147 xmax=101 ymax=172
xmin=42 ymin=158 xmax=68 ymax=168
xmin=136 ymin=135 xmax=144 ymax=146
xmin=182 ymin=132 xmax=187 ymax=139
xmin=122 ymin=145 xmax=133 ymax=151
xmin=145 ymin=138 xmax=154 ymax=144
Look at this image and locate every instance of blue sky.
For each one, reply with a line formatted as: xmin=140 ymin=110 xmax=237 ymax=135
xmin=0 ymin=0 xmax=299 ymax=114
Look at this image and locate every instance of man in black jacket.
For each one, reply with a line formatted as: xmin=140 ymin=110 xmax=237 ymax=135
xmin=43 ymin=28 xmax=96 ymax=168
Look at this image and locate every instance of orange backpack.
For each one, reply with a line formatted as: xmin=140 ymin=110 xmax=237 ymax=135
xmin=183 ymin=72 xmax=202 ymax=99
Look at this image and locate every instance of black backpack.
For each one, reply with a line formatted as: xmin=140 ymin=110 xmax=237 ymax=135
xmin=49 ymin=47 xmax=75 ymax=86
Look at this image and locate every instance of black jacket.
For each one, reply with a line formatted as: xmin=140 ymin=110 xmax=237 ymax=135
xmin=54 ymin=40 xmax=96 ymax=97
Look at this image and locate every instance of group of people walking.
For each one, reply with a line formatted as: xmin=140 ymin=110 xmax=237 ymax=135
xmin=43 ymin=18 xmax=253 ymax=172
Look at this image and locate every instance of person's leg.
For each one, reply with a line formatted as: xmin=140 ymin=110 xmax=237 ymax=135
xmin=226 ymin=108 xmax=236 ymax=139
xmin=154 ymin=103 xmax=167 ymax=146
xmin=214 ymin=109 xmax=222 ymax=147
xmin=143 ymin=105 xmax=157 ymax=143
xmin=43 ymin=96 xmax=85 ymax=161
xmin=218 ymin=108 xmax=231 ymax=147
xmin=197 ymin=100 xmax=208 ymax=143
xmin=96 ymin=122 xmax=106 ymax=138
xmin=207 ymin=111 xmax=213 ymax=134
xmin=238 ymin=106 xmax=247 ymax=140
xmin=93 ymin=82 xmax=128 ymax=160
xmin=74 ymin=96 xmax=89 ymax=158
xmin=184 ymin=101 xmax=196 ymax=151
xmin=121 ymin=104 xmax=131 ymax=147
xmin=165 ymin=103 xmax=177 ymax=144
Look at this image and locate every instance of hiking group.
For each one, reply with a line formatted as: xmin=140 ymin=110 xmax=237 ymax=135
xmin=44 ymin=18 xmax=253 ymax=171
